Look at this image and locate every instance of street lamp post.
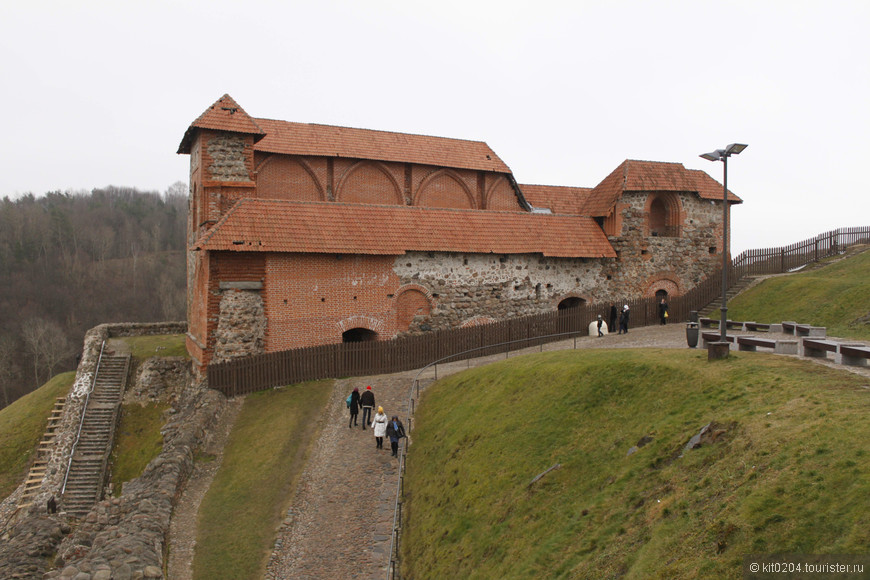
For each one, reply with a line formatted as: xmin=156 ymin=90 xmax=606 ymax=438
xmin=700 ymin=143 xmax=747 ymax=345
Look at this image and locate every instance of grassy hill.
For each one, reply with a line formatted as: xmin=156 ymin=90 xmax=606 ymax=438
xmin=0 ymin=372 xmax=75 ymax=500
xmin=728 ymin=246 xmax=870 ymax=340
xmin=401 ymin=349 xmax=870 ymax=579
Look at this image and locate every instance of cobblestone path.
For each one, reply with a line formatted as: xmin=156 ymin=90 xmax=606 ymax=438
xmin=265 ymin=373 xmax=416 ymax=580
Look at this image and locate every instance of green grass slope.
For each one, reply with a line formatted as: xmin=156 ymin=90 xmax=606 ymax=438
xmin=192 ymin=380 xmax=333 ymax=580
xmin=728 ymin=247 xmax=870 ymax=340
xmin=0 ymin=372 xmax=76 ymax=500
xmin=401 ymin=350 xmax=870 ymax=579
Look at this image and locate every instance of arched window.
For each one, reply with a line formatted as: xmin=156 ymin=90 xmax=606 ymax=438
xmin=647 ymin=193 xmax=680 ymax=237
xmin=342 ymin=328 xmax=378 ymax=342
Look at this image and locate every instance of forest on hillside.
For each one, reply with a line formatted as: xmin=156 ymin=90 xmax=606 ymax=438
xmin=0 ymin=183 xmax=188 ymax=409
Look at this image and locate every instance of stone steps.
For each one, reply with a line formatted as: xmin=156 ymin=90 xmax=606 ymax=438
xmin=61 ymin=355 xmax=129 ymax=518
xmin=19 ymin=397 xmax=66 ymax=507
xmin=698 ymin=276 xmax=756 ymax=318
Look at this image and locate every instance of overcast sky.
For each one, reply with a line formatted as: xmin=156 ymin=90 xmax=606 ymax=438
xmin=2 ymin=0 xmax=868 ymax=255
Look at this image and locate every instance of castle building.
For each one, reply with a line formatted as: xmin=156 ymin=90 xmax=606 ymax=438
xmin=179 ymin=95 xmax=740 ymax=370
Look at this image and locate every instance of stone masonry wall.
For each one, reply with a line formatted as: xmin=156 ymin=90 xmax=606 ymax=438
xmin=608 ymin=192 xmax=722 ymax=295
xmin=207 ymin=134 xmax=250 ymax=181
xmin=393 ymin=252 xmax=616 ymax=332
xmin=212 ymin=289 xmax=266 ymax=363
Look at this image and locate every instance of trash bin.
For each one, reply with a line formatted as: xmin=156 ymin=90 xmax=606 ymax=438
xmin=686 ymin=322 xmax=699 ymax=348
xmin=689 ymin=310 xmax=699 ymax=323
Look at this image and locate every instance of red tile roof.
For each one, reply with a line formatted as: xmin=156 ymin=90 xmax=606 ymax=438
xmin=252 ymin=118 xmax=511 ymax=174
xmin=520 ymin=184 xmax=593 ymax=215
xmin=193 ymin=199 xmax=616 ymax=258
xmin=178 ymin=95 xmax=266 ymax=154
xmin=582 ymin=160 xmax=742 ymax=216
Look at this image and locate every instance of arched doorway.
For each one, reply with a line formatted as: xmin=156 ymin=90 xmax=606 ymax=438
xmin=558 ymin=297 xmax=586 ymax=311
xmin=342 ymin=328 xmax=378 ymax=342
xmin=655 ymin=289 xmax=668 ymax=301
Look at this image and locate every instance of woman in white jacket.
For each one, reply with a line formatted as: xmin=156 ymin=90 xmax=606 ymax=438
xmin=371 ymin=406 xmax=388 ymax=450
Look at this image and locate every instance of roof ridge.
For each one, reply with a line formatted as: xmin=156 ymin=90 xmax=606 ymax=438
xmin=254 ymin=116 xmax=492 ymax=145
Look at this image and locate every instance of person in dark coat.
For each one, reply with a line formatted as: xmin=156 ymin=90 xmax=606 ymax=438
xmin=596 ymin=315 xmax=604 ymax=337
xmin=618 ymin=304 xmax=630 ymax=334
xmin=658 ymin=298 xmax=669 ymax=325
xmin=385 ymin=416 xmax=406 ymax=457
xmin=348 ymin=387 xmax=360 ymax=428
xmin=359 ymin=385 xmax=375 ymax=430
xmin=609 ymin=304 xmax=618 ymax=333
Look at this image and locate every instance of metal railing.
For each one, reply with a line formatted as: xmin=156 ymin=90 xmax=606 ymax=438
xmin=61 ymin=340 xmax=106 ymax=496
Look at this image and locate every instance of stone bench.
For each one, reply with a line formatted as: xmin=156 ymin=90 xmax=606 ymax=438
xmin=781 ymin=321 xmax=797 ymax=335
xmin=743 ymin=322 xmax=770 ymax=332
xmin=699 ymin=317 xmax=715 ymax=329
xmin=800 ymin=338 xmax=840 ymax=358
xmin=795 ymin=324 xmax=826 ymax=338
xmin=838 ymin=344 xmax=870 ymax=367
xmin=736 ymin=336 xmax=799 ymax=355
xmin=701 ymin=331 xmax=740 ymax=349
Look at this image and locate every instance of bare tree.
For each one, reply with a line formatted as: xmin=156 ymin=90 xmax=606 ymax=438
xmin=22 ymin=317 xmax=72 ymax=387
xmin=0 ymin=336 xmax=18 ymax=409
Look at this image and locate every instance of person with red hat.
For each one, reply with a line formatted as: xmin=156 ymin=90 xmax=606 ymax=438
xmin=359 ymin=385 xmax=375 ymax=429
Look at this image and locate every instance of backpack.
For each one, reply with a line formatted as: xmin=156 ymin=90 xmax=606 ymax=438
xmin=346 ymin=394 xmax=352 ymax=408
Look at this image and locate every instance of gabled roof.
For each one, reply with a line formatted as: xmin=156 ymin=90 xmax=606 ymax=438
xmin=252 ymin=118 xmax=511 ymax=173
xmin=582 ymin=160 xmax=742 ymax=217
xmin=193 ymin=199 xmax=616 ymax=258
xmin=520 ymin=184 xmax=593 ymax=215
xmin=177 ymin=94 xmax=266 ymax=154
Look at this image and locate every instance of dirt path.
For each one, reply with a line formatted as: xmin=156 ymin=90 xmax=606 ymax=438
xmin=167 ymin=397 xmax=244 ymax=580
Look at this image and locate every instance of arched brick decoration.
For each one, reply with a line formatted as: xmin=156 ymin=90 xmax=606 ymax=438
xmin=645 ymin=192 xmax=682 ymax=237
xmin=336 ymin=161 xmax=403 ymax=205
xmin=415 ymin=169 xmax=476 ymax=209
xmin=337 ymin=315 xmax=385 ymax=335
xmin=642 ymin=273 xmax=683 ymax=298
xmin=485 ymin=176 xmax=521 ymax=210
xmin=460 ymin=316 xmax=497 ymax=328
xmin=395 ymin=285 xmax=434 ymax=331
xmin=255 ymin=156 xmax=324 ymax=201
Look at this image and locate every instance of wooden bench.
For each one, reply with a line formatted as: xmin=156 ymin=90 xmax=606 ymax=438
xmin=736 ymin=336 xmax=799 ymax=355
xmin=699 ymin=317 xmax=715 ymax=329
xmin=743 ymin=322 xmax=770 ymax=332
xmin=837 ymin=344 xmax=870 ymax=367
xmin=800 ymin=338 xmax=840 ymax=359
xmin=795 ymin=324 xmax=826 ymax=338
xmin=726 ymin=320 xmax=744 ymax=330
xmin=701 ymin=331 xmax=740 ymax=348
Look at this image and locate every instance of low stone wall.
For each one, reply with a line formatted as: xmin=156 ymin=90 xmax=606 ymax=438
xmin=0 ymin=321 xmax=198 ymax=579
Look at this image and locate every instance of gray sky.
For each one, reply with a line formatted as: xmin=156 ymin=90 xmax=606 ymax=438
xmin=2 ymin=0 xmax=868 ymax=255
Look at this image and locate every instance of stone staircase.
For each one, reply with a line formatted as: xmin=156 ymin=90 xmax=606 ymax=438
xmin=18 ymin=397 xmax=66 ymax=508
xmin=61 ymin=354 xmax=130 ymax=518
xmin=698 ymin=276 xmax=757 ymax=319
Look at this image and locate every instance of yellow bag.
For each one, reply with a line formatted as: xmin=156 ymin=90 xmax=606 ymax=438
xmin=664 ymin=311 xmax=669 ymax=318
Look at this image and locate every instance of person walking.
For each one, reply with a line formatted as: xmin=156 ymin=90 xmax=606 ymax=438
xmin=658 ymin=298 xmax=669 ymax=325
xmin=359 ymin=385 xmax=375 ymax=430
xmin=347 ymin=387 xmax=360 ymax=428
xmin=371 ymin=406 xmax=388 ymax=449
xmin=386 ymin=415 xmax=406 ymax=457
xmin=596 ymin=314 xmax=604 ymax=337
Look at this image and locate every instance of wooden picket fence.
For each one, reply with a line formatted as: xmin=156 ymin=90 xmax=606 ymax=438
xmin=208 ymin=226 xmax=869 ymax=396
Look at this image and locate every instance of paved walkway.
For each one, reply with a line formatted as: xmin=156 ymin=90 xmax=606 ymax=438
xmin=263 ymin=323 xmax=870 ymax=579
